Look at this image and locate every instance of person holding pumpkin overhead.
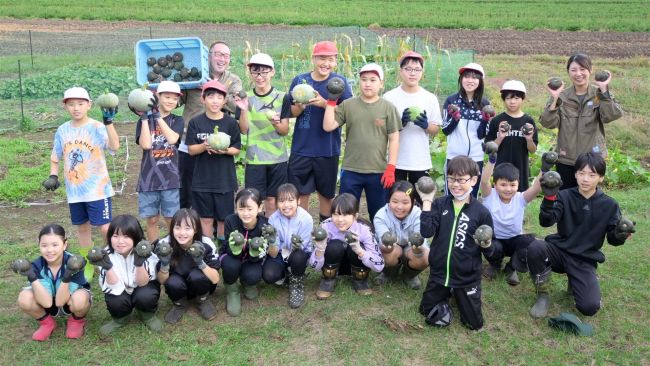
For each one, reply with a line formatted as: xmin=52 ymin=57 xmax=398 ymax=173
xmin=539 ymin=53 xmax=623 ymax=189
xmin=283 ymin=41 xmax=353 ymax=223
xmin=185 ymin=80 xmax=242 ymax=241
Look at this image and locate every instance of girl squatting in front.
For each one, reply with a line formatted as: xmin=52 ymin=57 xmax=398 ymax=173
xmin=310 ymin=193 xmax=384 ymax=299
xmin=156 ymin=208 xmax=221 ymax=324
xmin=14 ymin=224 xmax=91 ymax=341
xmin=373 ymin=181 xmax=429 ymax=290
xmin=88 ymin=215 xmax=162 ymax=335
xmin=220 ymin=188 xmax=269 ymax=316
xmin=266 ymin=183 xmax=314 ymax=308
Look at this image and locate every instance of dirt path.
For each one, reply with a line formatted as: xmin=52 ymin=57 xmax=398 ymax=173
xmin=1 ymin=18 xmax=649 ymax=57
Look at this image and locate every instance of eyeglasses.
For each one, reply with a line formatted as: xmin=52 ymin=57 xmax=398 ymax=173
xmin=402 ymin=67 xmax=423 ymax=74
xmin=251 ymin=71 xmax=270 ymax=78
xmin=446 ymin=177 xmax=472 ymax=184
xmin=210 ymin=51 xmax=231 ymax=59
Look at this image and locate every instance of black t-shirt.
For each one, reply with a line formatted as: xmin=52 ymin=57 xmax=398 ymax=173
xmin=135 ymin=114 xmax=185 ymax=192
xmin=485 ymin=112 xmax=538 ymax=191
xmin=185 ymin=113 xmax=241 ymax=193
xmin=222 ymin=213 xmax=269 ymax=259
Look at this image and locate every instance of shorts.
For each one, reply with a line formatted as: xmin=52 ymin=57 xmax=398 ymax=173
xmin=138 ymin=189 xmax=180 ymax=218
xmin=192 ymin=191 xmax=234 ymax=221
xmin=287 ymin=155 xmax=338 ymax=199
xmin=69 ymin=198 xmax=112 ymax=226
xmin=245 ymin=162 xmax=288 ymax=199
xmin=21 ymin=287 xmax=92 ymax=316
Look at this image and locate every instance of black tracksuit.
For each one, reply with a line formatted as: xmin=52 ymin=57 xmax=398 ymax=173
xmin=419 ymin=195 xmax=498 ymax=330
xmin=527 ymin=187 xmax=626 ymax=316
xmin=220 ymin=214 xmax=268 ymax=286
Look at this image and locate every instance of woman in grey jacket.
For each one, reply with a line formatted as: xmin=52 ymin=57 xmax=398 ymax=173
xmin=373 ymin=181 xmax=428 ymax=289
xmin=540 ymin=53 xmax=623 ymax=188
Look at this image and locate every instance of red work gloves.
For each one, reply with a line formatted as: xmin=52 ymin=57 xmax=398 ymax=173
xmin=381 ymin=164 xmax=396 ymax=188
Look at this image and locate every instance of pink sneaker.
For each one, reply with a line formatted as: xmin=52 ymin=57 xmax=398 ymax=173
xmin=65 ymin=316 xmax=86 ymax=339
xmin=32 ymin=315 xmax=56 ymax=341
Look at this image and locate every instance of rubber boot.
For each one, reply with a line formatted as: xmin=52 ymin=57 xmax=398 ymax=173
xmin=243 ymin=285 xmax=259 ymax=300
xmin=65 ymin=316 xmax=86 ymax=339
xmin=401 ymin=264 xmax=423 ymax=290
xmin=316 ymin=265 xmax=338 ymax=300
xmin=288 ymin=274 xmax=306 ymax=309
xmin=32 ymin=315 xmax=56 ymax=341
xmin=137 ymin=310 xmax=163 ymax=332
xmin=165 ymin=297 xmax=189 ymax=324
xmin=100 ymin=315 xmax=129 ymax=335
xmin=351 ymin=266 xmax=373 ymax=296
xmin=225 ymin=283 xmax=241 ymax=317
xmin=504 ymin=262 xmax=520 ymax=286
xmin=196 ymin=294 xmax=217 ymax=321
xmin=78 ymin=246 xmax=94 ymax=282
xmin=375 ymin=265 xmax=399 ymax=286
xmin=483 ymin=262 xmax=500 ymax=280
xmin=529 ymin=268 xmax=552 ymax=318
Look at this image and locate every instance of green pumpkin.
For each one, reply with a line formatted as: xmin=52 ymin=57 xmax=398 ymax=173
xmin=127 ymin=87 xmax=154 ymax=112
xmin=206 ymin=125 xmax=231 ymax=150
xmin=291 ymin=83 xmax=316 ymax=104
xmin=96 ymin=91 xmax=119 ymax=109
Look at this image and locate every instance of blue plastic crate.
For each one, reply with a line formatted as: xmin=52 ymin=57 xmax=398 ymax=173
xmin=135 ymin=37 xmax=209 ymax=90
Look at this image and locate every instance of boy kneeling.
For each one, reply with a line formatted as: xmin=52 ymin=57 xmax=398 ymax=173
xmin=528 ymin=152 xmax=634 ymax=318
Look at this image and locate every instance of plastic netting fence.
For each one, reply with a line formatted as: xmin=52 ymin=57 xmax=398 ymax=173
xmin=0 ymin=24 xmax=473 ymax=131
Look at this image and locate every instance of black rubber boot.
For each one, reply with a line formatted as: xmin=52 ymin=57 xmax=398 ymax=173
xmin=504 ymin=262 xmax=520 ymax=286
xmin=165 ymin=297 xmax=189 ymax=324
xmin=196 ymin=294 xmax=217 ymax=321
xmin=316 ymin=265 xmax=337 ymax=300
xmin=401 ymin=264 xmax=423 ymax=290
xmin=375 ymin=264 xmax=399 ymax=285
xmin=351 ymin=266 xmax=372 ymax=296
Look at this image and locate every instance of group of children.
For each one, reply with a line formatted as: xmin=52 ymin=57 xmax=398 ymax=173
xmin=14 ymin=42 xmax=633 ymax=340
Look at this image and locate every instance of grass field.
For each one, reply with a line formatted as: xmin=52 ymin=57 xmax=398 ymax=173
xmin=1 ymin=0 xmax=650 ymax=32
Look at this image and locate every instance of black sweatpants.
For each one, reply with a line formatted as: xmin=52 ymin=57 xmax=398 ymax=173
xmin=104 ymin=281 xmax=161 ymax=318
xmin=419 ymin=279 xmax=484 ymax=330
xmin=262 ymin=249 xmax=310 ymax=284
xmin=164 ymin=269 xmax=216 ymax=301
xmin=489 ymin=234 xmax=536 ymax=272
xmin=556 ymin=162 xmax=578 ymax=190
xmin=322 ymin=239 xmax=367 ymax=275
xmin=178 ymin=151 xmax=194 ymax=209
xmin=221 ymin=254 xmax=262 ymax=286
xmin=526 ymin=239 xmax=601 ymax=316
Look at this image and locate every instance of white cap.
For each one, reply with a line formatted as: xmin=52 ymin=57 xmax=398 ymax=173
xmin=157 ymin=80 xmax=183 ymax=96
xmin=359 ymin=63 xmax=384 ymax=81
xmin=458 ymin=62 xmax=485 ymax=77
xmin=63 ymin=87 xmax=91 ymax=103
xmin=247 ymin=53 xmax=274 ymax=69
xmin=501 ymin=80 xmax=527 ymax=94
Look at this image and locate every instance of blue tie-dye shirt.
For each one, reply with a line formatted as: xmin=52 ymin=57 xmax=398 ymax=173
xmin=51 ymin=119 xmax=115 ymax=203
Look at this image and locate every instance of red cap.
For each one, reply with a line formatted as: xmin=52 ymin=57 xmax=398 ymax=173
xmin=312 ymin=41 xmax=338 ymax=56
xmin=201 ymin=80 xmax=227 ymax=96
xmin=399 ymin=51 xmax=424 ymax=65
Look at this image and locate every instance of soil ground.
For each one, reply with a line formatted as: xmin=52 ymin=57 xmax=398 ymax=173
xmin=0 ymin=19 xmax=649 ymax=57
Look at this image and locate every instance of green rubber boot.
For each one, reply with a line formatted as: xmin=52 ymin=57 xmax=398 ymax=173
xmin=78 ymin=246 xmax=95 ymax=282
xmin=99 ymin=315 xmax=129 ymax=335
xmin=137 ymin=310 xmax=163 ymax=332
xmin=225 ymin=283 xmax=241 ymax=317
xmin=529 ymin=268 xmax=552 ymax=319
xmin=243 ymin=284 xmax=259 ymax=300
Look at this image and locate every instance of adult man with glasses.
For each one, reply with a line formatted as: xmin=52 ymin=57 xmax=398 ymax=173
xmin=178 ymin=41 xmax=243 ymax=209
xmin=384 ymin=51 xmax=442 ymax=205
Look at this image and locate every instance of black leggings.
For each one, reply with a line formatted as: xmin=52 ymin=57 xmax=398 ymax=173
xmin=164 ymin=269 xmax=216 ymax=301
xmin=489 ymin=234 xmax=536 ymax=272
xmin=323 ymin=239 xmax=366 ymax=275
xmin=262 ymin=249 xmax=310 ymax=283
xmin=104 ymin=281 xmax=160 ymax=318
xmin=221 ymin=254 xmax=262 ymax=286
xmin=556 ymin=162 xmax=578 ymax=190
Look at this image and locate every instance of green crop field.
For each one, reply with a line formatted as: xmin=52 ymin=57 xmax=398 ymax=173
xmin=1 ymin=0 xmax=650 ymax=32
